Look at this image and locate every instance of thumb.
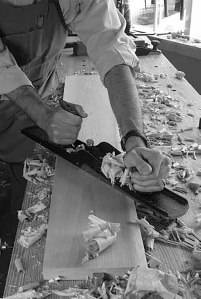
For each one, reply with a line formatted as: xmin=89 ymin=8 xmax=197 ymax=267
xmin=74 ymin=104 xmax=88 ymax=118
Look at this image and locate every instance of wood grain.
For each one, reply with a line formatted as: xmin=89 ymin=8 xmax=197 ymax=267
xmin=43 ymin=157 xmax=146 ymax=280
xmin=63 ymin=75 xmax=121 ymax=151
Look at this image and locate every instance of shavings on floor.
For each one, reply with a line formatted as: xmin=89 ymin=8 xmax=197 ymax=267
xmin=17 ymin=223 xmax=47 ymax=248
xmin=18 ymin=187 xmax=50 ymax=222
xmin=179 ymin=258 xmax=201 ymax=298
xmin=147 ymin=129 xmax=173 ymax=146
xmin=195 ymin=213 xmax=201 ymax=228
xmin=18 ymin=200 xmax=48 ymax=223
xmin=167 ymin=112 xmax=182 ymax=122
xmin=188 ymin=182 xmax=201 ymax=195
xmin=124 ymin=266 xmax=180 ymax=299
xmin=51 ymin=288 xmax=89 ymax=297
xmin=50 ymin=272 xmax=127 ymax=299
xmin=34 ymin=188 xmax=50 ymax=201
xmin=81 ymin=214 xmax=120 ymax=263
xmin=167 ymin=83 xmax=173 ymax=88
xmin=176 ymin=167 xmax=194 ymax=183
xmin=0 ymin=289 xmax=50 ymax=299
xmin=135 ymin=71 xmax=158 ymax=82
xmin=129 ymin=218 xmax=159 ymax=253
xmin=47 ymin=267 xmax=183 ymax=299
xmin=168 ymin=143 xmax=201 ymax=160
xmin=14 ymin=257 xmax=24 ymax=273
xmin=175 ymin=71 xmax=185 ymax=80
xmin=23 ymin=157 xmax=54 ymax=184
xmin=155 ymin=222 xmax=201 ymax=254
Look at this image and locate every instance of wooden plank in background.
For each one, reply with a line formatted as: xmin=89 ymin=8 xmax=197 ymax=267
xmin=63 ymin=75 xmax=121 ymax=150
xmin=43 ymin=158 xmax=146 ymax=280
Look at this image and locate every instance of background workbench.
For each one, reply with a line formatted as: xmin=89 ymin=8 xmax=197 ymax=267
xmin=3 ymin=48 xmax=201 ymax=298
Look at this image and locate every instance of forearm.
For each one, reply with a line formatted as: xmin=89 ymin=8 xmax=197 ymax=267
xmin=6 ymin=85 xmax=52 ymax=129
xmin=104 ymin=64 xmax=145 ymax=150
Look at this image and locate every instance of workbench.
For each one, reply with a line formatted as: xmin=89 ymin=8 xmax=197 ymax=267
xmin=3 ymin=49 xmax=201 ymax=298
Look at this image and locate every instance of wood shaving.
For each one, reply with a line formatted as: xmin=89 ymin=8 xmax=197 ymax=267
xmin=23 ymin=158 xmax=54 ymax=184
xmin=81 ymin=215 xmax=120 ymax=262
xmin=125 ymin=267 xmax=179 ymax=299
xmin=17 ymin=223 xmax=47 ymax=248
xmin=175 ymin=71 xmax=185 ymax=79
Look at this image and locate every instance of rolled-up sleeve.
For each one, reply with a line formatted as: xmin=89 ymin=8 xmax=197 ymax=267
xmin=0 ymin=39 xmax=32 ymax=95
xmin=69 ymin=0 xmax=139 ymax=83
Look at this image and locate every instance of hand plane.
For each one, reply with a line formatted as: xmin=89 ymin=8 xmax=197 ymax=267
xmin=22 ymin=125 xmax=189 ymax=229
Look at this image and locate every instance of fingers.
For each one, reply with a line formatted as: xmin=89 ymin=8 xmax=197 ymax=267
xmin=131 ymin=156 xmax=170 ymax=181
xmin=136 ymin=148 xmax=165 ymax=177
xmin=60 ymin=101 xmax=88 ymax=118
xmin=133 ymin=181 xmax=165 ymax=192
xmin=50 ymin=127 xmax=80 ymax=144
xmin=125 ymin=147 xmax=171 ymax=192
xmin=131 ymin=165 xmax=170 ymax=192
xmin=52 ymin=108 xmax=83 ymax=126
xmin=46 ymin=108 xmax=83 ymax=144
xmin=124 ymin=150 xmax=152 ymax=175
xmin=74 ymin=104 xmax=88 ymax=118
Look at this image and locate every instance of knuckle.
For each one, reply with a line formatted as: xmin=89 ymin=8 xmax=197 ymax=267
xmin=53 ymin=130 xmax=59 ymax=136
xmin=163 ymin=156 xmax=171 ymax=166
xmin=76 ymin=118 xmax=82 ymax=125
xmin=167 ymin=165 xmax=171 ymax=172
xmin=158 ymin=180 xmax=164 ymax=190
xmin=72 ymin=128 xmax=79 ymax=137
xmin=152 ymin=173 xmax=158 ymax=180
xmin=52 ymin=136 xmax=58 ymax=143
xmin=50 ymin=122 xmax=57 ymax=128
xmin=70 ymin=137 xmax=76 ymax=144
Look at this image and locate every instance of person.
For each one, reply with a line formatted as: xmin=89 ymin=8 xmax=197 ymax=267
xmin=0 ymin=0 xmax=170 ymax=216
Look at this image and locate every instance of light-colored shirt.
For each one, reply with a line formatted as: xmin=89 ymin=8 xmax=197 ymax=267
xmin=0 ymin=0 xmax=139 ymax=95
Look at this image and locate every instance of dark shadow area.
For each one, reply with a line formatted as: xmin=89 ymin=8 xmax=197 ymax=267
xmin=0 ymin=161 xmax=26 ymax=296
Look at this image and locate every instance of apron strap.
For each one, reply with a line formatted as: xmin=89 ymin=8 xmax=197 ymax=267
xmin=52 ymin=0 xmax=69 ymax=31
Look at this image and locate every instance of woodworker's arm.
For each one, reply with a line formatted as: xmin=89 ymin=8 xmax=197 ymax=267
xmin=104 ymin=64 xmax=145 ymax=151
xmin=6 ymin=85 xmax=87 ymax=145
xmin=105 ymin=64 xmax=170 ymax=192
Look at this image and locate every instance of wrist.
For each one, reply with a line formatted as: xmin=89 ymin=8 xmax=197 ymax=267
xmin=125 ymin=136 xmax=147 ymax=152
xmin=121 ymin=129 xmax=149 ymax=152
xmin=7 ymin=85 xmax=52 ymax=129
xmin=37 ymin=106 xmax=53 ymax=130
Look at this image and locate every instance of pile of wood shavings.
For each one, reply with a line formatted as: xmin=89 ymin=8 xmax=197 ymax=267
xmin=81 ymin=215 xmax=120 ymax=263
xmin=23 ymin=157 xmax=54 ymax=184
xmin=101 ymin=152 xmax=132 ymax=189
xmin=48 ymin=267 xmax=181 ymax=299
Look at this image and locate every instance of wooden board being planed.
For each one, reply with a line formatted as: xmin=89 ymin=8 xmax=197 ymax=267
xmin=43 ymin=158 xmax=146 ymax=280
xmin=43 ymin=75 xmax=147 ymax=280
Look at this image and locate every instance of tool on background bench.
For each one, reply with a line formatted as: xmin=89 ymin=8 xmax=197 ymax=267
xmin=65 ymin=35 xmax=155 ymax=57
xmin=116 ymin=0 xmax=161 ymax=55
